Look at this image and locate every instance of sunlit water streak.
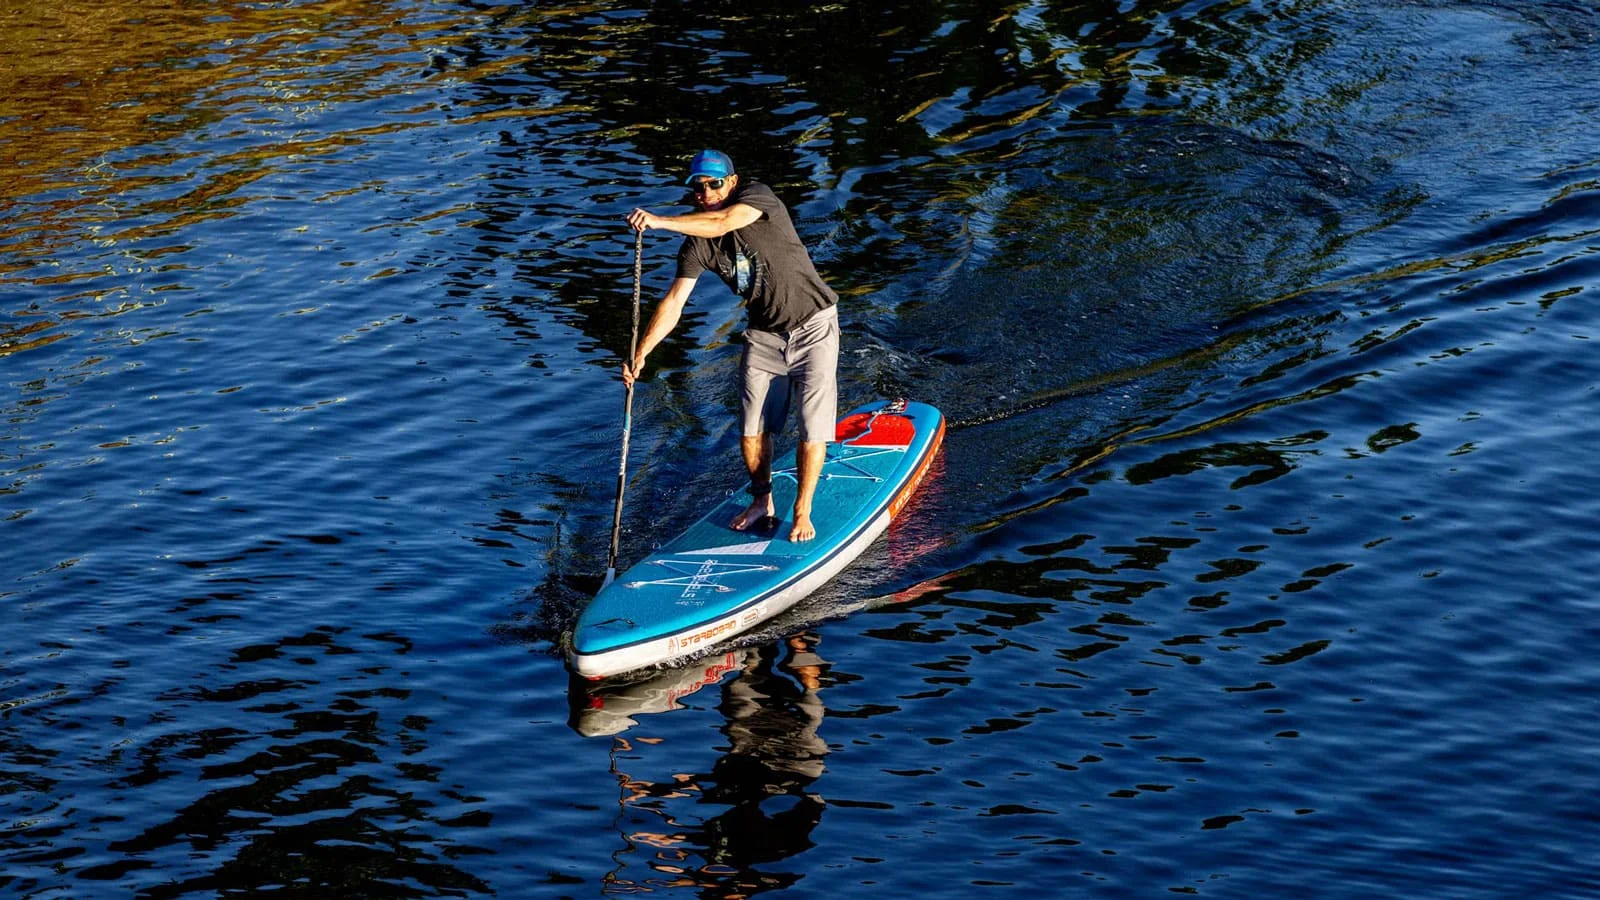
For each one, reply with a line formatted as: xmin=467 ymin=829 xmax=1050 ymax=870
xmin=3 ymin=0 xmax=1600 ymax=897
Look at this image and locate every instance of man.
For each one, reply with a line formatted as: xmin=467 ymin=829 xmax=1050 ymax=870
xmin=624 ymin=150 xmax=840 ymax=543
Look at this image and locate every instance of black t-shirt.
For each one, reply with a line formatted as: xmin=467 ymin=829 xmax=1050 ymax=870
xmin=674 ymin=181 xmax=838 ymax=333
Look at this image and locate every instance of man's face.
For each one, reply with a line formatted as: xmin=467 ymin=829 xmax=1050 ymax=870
xmin=690 ymin=174 xmax=737 ymax=210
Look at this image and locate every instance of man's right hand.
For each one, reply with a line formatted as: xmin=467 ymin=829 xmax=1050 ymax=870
xmin=626 ymin=208 xmax=657 ymax=232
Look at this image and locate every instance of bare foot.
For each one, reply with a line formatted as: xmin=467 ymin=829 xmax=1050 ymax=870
xmin=788 ymin=512 xmax=816 ymax=542
xmin=730 ymin=496 xmax=775 ymax=531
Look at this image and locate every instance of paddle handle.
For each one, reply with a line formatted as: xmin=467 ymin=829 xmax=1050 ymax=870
xmin=605 ymin=231 xmax=644 ymax=580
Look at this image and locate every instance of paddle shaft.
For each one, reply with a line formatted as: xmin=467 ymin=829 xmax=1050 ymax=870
xmin=605 ymin=231 xmax=644 ymax=581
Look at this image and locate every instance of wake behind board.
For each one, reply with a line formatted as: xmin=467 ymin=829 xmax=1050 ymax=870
xmin=570 ymin=399 xmax=943 ymax=680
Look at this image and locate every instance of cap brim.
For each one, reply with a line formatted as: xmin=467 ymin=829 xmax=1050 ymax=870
xmin=684 ymin=170 xmax=731 ymax=185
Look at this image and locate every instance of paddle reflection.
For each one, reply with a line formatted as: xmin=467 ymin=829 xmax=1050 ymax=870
xmin=583 ymin=635 xmax=831 ymax=896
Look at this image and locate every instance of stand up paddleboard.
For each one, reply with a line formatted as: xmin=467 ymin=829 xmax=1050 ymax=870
xmin=570 ymin=398 xmax=943 ymax=680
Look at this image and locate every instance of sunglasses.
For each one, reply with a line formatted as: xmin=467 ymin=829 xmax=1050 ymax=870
xmin=689 ymin=177 xmax=727 ymax=193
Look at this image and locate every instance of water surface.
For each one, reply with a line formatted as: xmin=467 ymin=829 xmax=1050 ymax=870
xmin=4 ymin=0 xmax=1600 ymax=896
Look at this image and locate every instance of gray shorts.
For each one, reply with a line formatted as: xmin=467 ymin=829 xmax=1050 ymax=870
xmin=740 ymin=305 xmax=839 ymax=444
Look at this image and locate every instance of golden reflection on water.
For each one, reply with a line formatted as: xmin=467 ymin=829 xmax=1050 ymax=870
xmin=0 ymin=0 xmax=639 ymax=369
xmin=1 ymin=0 xmax=459 ymax=361
xmin=6 ymin=2 xmax=363 ymax=193
xmin=0 ymin=0 xmax=506 ymax=242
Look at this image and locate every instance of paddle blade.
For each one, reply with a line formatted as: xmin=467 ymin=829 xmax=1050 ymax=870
xmin=600 ymin=566 xmax=617 ymax=591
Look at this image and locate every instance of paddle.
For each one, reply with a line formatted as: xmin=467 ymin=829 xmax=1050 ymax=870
xmin=603 ymin=230 xmax=644 ymax=589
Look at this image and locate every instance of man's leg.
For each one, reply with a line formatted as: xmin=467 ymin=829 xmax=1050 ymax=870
xmin=787 ymin=308 xmax=840 ymax=543
xmin=733 ymin=337 xmax=787 ymax=532
xmin=730 ymin=432 xmax=775 ymax=531
xmin=789 ymin=440 xmax=825 ymax=542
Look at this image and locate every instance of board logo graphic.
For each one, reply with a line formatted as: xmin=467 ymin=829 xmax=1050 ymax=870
xmin=681 ymin=558 xmax=721 ymax=600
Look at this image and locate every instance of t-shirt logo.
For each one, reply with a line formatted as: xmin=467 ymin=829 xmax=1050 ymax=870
xmin=734 ymin=248 xmax=752 ymax=295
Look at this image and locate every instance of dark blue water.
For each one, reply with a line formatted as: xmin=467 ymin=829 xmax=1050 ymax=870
xmin=5 ymin=1 xmax=1600 ymax=896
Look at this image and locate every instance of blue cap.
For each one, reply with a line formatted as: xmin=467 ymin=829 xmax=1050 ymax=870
xmin=684 ymin=149 xmax=735 ymax=184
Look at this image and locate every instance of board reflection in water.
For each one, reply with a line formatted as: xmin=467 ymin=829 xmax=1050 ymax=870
xmin=578 ymin=636 xmax=831 ymax=895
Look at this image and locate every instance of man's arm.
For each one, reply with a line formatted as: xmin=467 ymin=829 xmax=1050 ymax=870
xmin=623 ymin=276 xmax=697 ymax=386
xmin=628 ymin=203 xmax=763 ymax=239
